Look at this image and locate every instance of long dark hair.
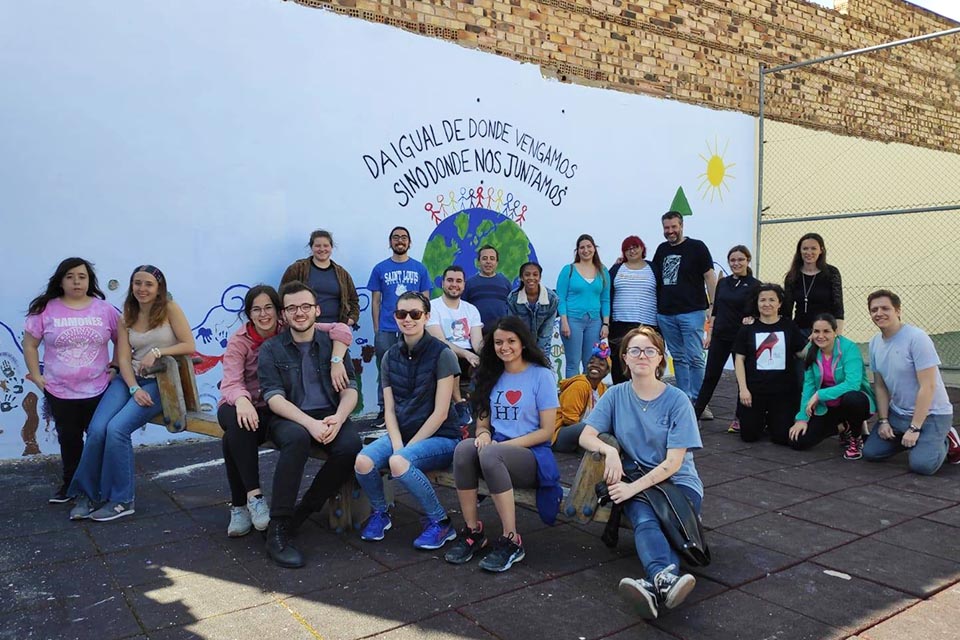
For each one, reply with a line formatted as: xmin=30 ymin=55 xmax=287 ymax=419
xmin=571 ymin=234 xmax=606 ymax=286
xmin=471 ymin=316 xmax=551 ymax=423
xmin=28 ymin=257 xmax=106 ymax=316
xmin=785 ymin=233 xmax=827 ymax=285
xmin=123 ymin=265 xmax=169 ymax=330
xmin=804 ymin=313 xmax=837 ymax=369
xmin=748 ymin=283 xmax=785 ymax=318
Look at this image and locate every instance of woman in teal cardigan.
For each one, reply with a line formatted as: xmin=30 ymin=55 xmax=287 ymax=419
xmin=788 ymin=313 xmax=875 ymax=459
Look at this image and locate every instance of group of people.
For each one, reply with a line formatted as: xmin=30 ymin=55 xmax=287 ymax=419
xmin=21 ymin=216 xmax=959 ymax=621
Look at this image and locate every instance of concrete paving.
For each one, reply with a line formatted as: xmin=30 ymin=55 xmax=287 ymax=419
xmin=2 ymin=373 xmax=958 ymax=640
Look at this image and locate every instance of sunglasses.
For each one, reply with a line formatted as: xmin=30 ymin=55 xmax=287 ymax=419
xmin=393 ymin=309 xmax=425 ymax=320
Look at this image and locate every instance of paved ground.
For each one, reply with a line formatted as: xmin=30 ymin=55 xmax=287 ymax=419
xmin=2 ymin=373 xmax=959 ymax=640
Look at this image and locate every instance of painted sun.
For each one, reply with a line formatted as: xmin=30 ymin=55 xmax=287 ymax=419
xmin=698 ymin=138 xmax=735 ymax=203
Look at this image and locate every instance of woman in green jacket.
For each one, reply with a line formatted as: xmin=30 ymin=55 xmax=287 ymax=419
xmin=788 ymin=313 xmax=875 ymax=459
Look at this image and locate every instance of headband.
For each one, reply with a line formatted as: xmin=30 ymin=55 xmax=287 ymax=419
xmin=131 ymin=264 xmax=165 ymax=284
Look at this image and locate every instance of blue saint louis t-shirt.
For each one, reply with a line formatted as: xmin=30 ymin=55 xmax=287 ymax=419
xmin=367 ymin=257 xmax=431 ymax=333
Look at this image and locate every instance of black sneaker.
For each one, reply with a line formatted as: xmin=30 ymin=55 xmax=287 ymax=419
xmin=478 ymin=533 xmax=524 ymax=572
xmin=48 ymin=485 xmax=70 ymax=504
xmin=618 ymin=577 xmax=659 ymax=619
xmin=374 ymin=410 xmax=386 ymax=429
xmin=444 ymin=524 xmax=487 ymax=564
xmin=653 ymin=564 xmax=696 ymax=609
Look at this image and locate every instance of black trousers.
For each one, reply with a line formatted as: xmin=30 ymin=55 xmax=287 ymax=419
xmin=609 ymin=320 xmax=659 ymax=384
xmin=738 ymin=391 xmax=797 ymax=444
xmin=218 ymin=403 xmax=271 ymax=506
xmin=265 ymin=409 xmax=361 ymax=519
xmin=44 ymin=391 xmax=103 ymax=487
xmin=694 ymin=336 xmax=735 ymax=417
xmin=794 ymin=391 xmax=871 ymax=450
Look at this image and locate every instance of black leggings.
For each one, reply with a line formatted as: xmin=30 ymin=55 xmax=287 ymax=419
xmin=738 ymin=391 xmax=797 ymax=445
xmin=44 ymin=391 xmax=104 ymax=488
xmin=794 ymin=391 xmax=871 ymax=450
xmin=695 ymin=336 xmax=735 ymax=417
xmin=218 ymin=403 xmax=271 ymax=506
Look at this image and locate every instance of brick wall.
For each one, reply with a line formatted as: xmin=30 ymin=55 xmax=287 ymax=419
xmin=288 ymin=0 xmax=960 ymax=152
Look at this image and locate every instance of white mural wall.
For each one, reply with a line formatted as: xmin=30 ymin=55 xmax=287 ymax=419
xmin=0 ymin=0 xmax=755 ymax=460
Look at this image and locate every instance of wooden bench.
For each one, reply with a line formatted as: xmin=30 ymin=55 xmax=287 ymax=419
xmin=147 ymin=355 xmax=620 ymax=531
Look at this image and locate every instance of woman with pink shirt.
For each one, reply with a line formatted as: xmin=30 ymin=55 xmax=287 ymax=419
xmin=23 ymin=258 xmax=120 ymax=504
xmin=218 ymin=284 xmax=352 ymax=537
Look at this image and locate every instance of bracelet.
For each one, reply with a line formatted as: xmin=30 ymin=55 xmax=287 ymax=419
xmin=877 ymin=418 xmax=889 ymax=424
xmin=476 ymin=431 xmax=491 ymax=439
xmin=151 ymin=347 xmax=162 ymax=359
xmin=907 ymin=425 xmax=922 ymax=433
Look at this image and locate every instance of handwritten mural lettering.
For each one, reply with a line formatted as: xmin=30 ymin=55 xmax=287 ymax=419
xmin=363 ymin=117 xmax=577 ymax=208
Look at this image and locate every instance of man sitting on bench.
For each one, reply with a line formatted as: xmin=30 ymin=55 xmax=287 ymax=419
xmin=257 ymin=281 xmax=361 ymax=568
xmin=427 ymin=265 xmax=483 ymax=425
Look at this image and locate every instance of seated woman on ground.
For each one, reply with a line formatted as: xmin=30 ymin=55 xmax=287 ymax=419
xmin=219 ymin=284 xmax=352 ymax=537
xmin=579 ymin=326 xmax=703 ymax=620
xmin=444 ymin=316 xmax=561 ymax=572
xmin=862 ymin=290 xmax=959 ymax=474
xmin=354 ymin=291 xmax=463 ymax=550
xmin=552 ymin=346 xmax=610 ymax=454
xmin=787 ymin=313 xmax=875 ymax=460
xmin=733 ymin=283 xmax=807 ymax=445
xmin=69 ymin=265 xmax=195 ymax=522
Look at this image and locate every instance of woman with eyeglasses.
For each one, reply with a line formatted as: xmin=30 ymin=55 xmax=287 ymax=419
xmin=607 ymin=235 xmax=657 ymax=384
xmin=579 ymin=326 xmax=703 ymax=620
xmin=445 ymin=316 xmax=561 ymax=573
xmin=218 ymin=285 xmax=351 ymax=537
xmin=354 ymin=291 xmax=464 ymax=550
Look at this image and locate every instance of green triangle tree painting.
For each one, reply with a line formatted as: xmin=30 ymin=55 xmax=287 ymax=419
xmin=670 ymin=186 xmax=693 ymax=217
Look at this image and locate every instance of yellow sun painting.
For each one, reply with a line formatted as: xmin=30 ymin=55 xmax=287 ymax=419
xmin=698 ymin=138 xmax=735 ymax=203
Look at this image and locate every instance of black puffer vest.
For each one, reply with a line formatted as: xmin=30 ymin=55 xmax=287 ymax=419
xmin=386 ymin=333 xmax=460 ymax=441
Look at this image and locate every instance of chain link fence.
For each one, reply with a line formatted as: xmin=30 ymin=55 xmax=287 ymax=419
xmin=757 ymin=28 xmax=960 ymax=368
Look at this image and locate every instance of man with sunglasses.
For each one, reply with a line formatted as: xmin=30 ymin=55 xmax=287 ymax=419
xmin=367 ymin=226 xmax=432 ymax=426
xmin=427 ymin=265 xmax=484 ymax=424
xmin=257 ymin=281 xmax=361 ymax=568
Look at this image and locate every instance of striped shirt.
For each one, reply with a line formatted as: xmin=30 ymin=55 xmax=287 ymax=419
xmin=612 ymin=263 xmax=657 ymax=325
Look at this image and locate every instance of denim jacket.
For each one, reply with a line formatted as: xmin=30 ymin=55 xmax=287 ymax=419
xmin=257 ymin=328 xmax=356 ymax=408
xmin=507 ymin=285 xmax=559 ymax=355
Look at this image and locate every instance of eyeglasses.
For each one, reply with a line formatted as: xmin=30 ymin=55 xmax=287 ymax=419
xmin=625 ymin=346 xmax=661 ymax=359
xmin=625 ymin=245 xmax=642 ymax=252
xmin=390 ymin=234 xmax=410 ymax=241
xmin=394 ymin=309 xmax=425 ymax=320
xmin=283 ymin=303 xmax=316 ymax=315
xmin=250 ymin=305 xmax=275 ymax=316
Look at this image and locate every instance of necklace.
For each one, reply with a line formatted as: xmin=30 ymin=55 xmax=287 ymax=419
xmin=801 ymin=273 xmax=817 ymax=313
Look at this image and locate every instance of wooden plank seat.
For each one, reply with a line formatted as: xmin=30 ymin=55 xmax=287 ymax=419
xmin=145 ymin=355 xmax=625 ymax=533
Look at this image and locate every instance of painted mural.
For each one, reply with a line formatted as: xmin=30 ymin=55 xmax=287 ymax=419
xmin=0 ymin=1 xmax=755 ymax=459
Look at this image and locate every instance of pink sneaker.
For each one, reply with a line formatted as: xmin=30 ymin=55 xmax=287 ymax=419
xmin=947 ymin=427 xmax=960 ymax=465
xmin=727 ymin=419 xmax=740 ymax=434
xmin=843 ymin=434 xmax=863 ymax=461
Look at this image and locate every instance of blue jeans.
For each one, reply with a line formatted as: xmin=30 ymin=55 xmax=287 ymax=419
xmin=657 ymin=310 xmax=706 ymax=402
xmin=68 ymin=376 xmax=162 ymax=504
xmin=374 ymin=330 xmax=400 ymax=411
xmin=862 ymin=410 xmax=952 ymax=475
xmin=623 ymin=485 xmax=702 ymax=578
xmin=562 ymin=313 xmax=602 ymax=378
xmin=355 ymin=434 xmax=458 ymax=521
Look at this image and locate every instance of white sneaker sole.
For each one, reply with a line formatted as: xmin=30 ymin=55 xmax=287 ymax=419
xmin=618 ymin=578 xmax=658 ymax=619
xmin=661 ymin=573 xmax=696 ymax=609
xmin=90 ymin=508 xmax=135 ymax=522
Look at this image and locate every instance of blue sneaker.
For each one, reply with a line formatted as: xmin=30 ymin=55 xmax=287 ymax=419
xmin=360 ymin=510 xmax=392 ymax=541
xmin=413 ymin=518 xmax=456 ymax=550
xmin=455 ymin=402 xmax=473 ymax=426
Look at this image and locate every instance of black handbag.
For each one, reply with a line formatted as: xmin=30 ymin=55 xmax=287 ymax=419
xmin=596 ymin=462 xmax=711 ymax=567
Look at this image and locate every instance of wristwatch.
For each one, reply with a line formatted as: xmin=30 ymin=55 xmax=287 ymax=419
xmin=907 ymin=424 xmax=922 ymax=433
xmin=129 ymin=385 xmax=141 ymax=396
xmin=330 ymin=356 xmax=343 ymax=364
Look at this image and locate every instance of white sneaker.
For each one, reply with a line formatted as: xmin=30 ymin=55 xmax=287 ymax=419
xmin=700 ymin=405 xmax=714 ymax=420
xmin=246 ymin=495 xmax=270 ymax=531
xmin=227 ymin=506 xmax=252 ymax=537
